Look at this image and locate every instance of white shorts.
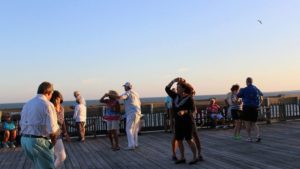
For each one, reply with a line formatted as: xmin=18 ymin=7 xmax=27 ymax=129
xmin=107 ymin=120 xmax=120 ymax=130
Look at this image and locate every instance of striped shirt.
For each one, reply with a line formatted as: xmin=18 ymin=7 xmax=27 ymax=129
xmin=231 ymin=93 xmax=243 ymax=110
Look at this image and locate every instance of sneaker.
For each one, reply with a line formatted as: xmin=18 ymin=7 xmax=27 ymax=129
xmin=255 ymin=137 xmax=262 ymax=143
xmin=2 ymin=143 xmax=9 ymax=148
xmin=9 ymin=142 xmax=16 ymax=148
xmin=246 ymin=138 xmax=252 ymax=142
xmin=234 ymin=136 xmax=241 ymax=140
xmin=223 ymin=125 xmax=228 ymax=129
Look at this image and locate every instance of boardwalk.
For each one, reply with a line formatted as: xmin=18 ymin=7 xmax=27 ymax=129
xmin=1 ymin=120 xmax=300 ymax=169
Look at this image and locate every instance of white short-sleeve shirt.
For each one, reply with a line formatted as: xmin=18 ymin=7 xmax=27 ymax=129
xmin=20 ymin=94 xmax=59 ymax=137
xmin=73 ymin=103 xmax=87 ymax=122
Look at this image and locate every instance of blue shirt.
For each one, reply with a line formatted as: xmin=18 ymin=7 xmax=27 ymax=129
xmin=165 ymin=96 xmax=173 ymax=109
xmin=238 ymin=84 xmax=263 ymax=107
xmin=4 ymin=121 xmax=16 ymax=130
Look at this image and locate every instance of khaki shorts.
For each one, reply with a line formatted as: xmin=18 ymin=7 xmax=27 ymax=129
xmin=107 ymin=120 xmax=120 ymax=130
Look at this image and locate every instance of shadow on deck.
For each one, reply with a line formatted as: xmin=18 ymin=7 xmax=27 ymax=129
xmin=1 ymin=120 xmax=300 ymax=169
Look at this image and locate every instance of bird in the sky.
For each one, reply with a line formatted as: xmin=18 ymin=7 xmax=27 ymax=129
xmin=257 ymin=20 xmax=262 ymax=24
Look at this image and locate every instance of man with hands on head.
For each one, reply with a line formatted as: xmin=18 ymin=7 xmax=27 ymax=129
xmin=106 ymin=82 xmax=142 ymax=150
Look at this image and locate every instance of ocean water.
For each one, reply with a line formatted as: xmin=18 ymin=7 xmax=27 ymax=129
xmin=0 ymin=91 xmax=299 ymax=110
xmin=0 ymin=95 xmax=225 ymax=110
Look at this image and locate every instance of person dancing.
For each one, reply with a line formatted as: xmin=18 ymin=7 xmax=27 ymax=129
xmin=165 ymin=77 xmax=198 ymax=165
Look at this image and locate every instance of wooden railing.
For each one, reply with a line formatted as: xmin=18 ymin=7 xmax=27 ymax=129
xmin=3 ymin=103 xmax=300 ymax=137
xmin=63 ymin=103 xmax=300 ymax=137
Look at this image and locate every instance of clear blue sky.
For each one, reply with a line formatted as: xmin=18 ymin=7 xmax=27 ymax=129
xmin=0 ymin=0 xmax=299 ymax=103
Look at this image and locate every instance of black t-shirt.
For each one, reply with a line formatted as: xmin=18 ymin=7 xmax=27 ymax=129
xmin=165 ymin=86 xmax=195 ymax=123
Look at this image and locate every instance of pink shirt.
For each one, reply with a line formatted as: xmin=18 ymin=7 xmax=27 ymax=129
xmin=207 ymin=104 xmax=220 ymax=113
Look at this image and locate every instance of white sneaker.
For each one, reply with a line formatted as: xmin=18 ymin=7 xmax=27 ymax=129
xmin=246 ymin=138 xmax=252 ymax=142
xmin=10 ymin=143 xmax=16 ymax=148
xmin=2 ymin=143 xmax=9 ymax=148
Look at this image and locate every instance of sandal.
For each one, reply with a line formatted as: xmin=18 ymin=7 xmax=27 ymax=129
xmin=188 ymin=158 xmax=198 ymax=165
xmin=175 ymin=159 xmax=186 ymax=164
xmin=197 ymin=155 xmax=204 ymax=161
xmin=113 ymin=147 xmax=121 ymax=151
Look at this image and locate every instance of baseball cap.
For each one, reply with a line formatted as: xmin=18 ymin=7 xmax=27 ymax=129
xmin=123 ymin=82 xmax=132 ymax=88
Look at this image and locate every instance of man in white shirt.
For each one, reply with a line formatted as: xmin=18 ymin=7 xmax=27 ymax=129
xmin=110 ymin=82 xmax=142 ymax=150
xmin=73 ymin=96 xmax=87 ymax=142
xmin=20 ymin=82 xmax=60 ymax=169
xmin=74 ymin=91 xmax=86 ymax=105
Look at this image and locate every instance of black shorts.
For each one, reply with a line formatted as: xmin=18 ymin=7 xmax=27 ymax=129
xmin=231 ymin=109 xmax=242 ymax=120
xmin=241 ymin=106 xmax=259 ymax=122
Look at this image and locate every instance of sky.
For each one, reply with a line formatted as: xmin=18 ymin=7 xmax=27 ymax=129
xmin=0 ymin=0 xmax=300 ymax=103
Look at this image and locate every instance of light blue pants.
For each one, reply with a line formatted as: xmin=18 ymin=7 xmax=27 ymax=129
xmin=21 ymin=136 xmax=55 ymax=169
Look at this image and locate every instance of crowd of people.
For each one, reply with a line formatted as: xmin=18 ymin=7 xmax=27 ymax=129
xmin=0 ymin=76 xmax=263 ymax=168
xmin=13 ymin=81 xmax=142 ymax=169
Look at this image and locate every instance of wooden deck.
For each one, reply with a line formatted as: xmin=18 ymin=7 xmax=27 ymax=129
xmin=1 ymin=120 xmax=300 ymax=169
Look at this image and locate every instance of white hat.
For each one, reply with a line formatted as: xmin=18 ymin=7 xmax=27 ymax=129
xmin=123 ymin=82 xmax=132 ymax=88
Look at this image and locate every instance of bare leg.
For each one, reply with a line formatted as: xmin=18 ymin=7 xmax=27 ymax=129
xmin=81 ymin=122 xmax=86 ymax=141
xmin=236 ymin=120 xmax=242 ymax=136
xmin=3 ymin=130 xmax=10 ymax=143
xmin=172 ymin=136 xmax=177 ymax=158
xmin=244 ymin=121 xmax=252 ymax=140
xmin=214 ymin=118 xmax=218 ymax=128
xmin=177 ymin=140 xmax=185 ymax=160
xmin=254 ymin=122 xmax=261 ymax=142
xmin=187 ymin=140 xmax=198 ymax=164
xmin=112 ymin=130 xmax=119 ymax=149
xmin=187 ymin=140 xmax=197 ymax=159
xmin=108 ymin=130 xmax=113 ymax=148
xmin=192 ymin=131 xmax=202 ymax=159
xmin=10 ymin=130 xmax=17 ymax=142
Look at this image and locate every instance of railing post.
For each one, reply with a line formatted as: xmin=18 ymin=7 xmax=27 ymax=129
xmin=266 ymin=107 xmax=271 ymax=124
xmin=150 ymin=104 xmax=154 ymax=114
xmin=299 ymin=103 xmax=300 ymax=118
xmin=93 ymin=119 xmax=96 ymax=138
xmin=279 ymin=104 xmax=286 ymax=121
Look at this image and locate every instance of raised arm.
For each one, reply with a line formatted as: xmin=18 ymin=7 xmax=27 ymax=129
xmin=165 ymin=77 xmax=183 ymax=99
xmin=100 ymin=94 xmax=109 ymax=103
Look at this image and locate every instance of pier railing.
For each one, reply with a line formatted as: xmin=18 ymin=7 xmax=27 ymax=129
xmin=63 ymin=103 xmax=300 ymax=137
xmin=3 ymin=103 xmax=300 ymax=137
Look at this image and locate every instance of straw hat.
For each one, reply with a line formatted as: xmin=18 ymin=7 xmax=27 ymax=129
xmin=108 ymin=90 xmax=119 ymax=96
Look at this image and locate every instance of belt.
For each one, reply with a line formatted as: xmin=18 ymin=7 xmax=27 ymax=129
xmin=22 ymin=134 xmax=48 ymax=139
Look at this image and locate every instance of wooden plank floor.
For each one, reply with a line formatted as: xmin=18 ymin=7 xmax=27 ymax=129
xmin=1 ymin=120 xmax=300 ymax=169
